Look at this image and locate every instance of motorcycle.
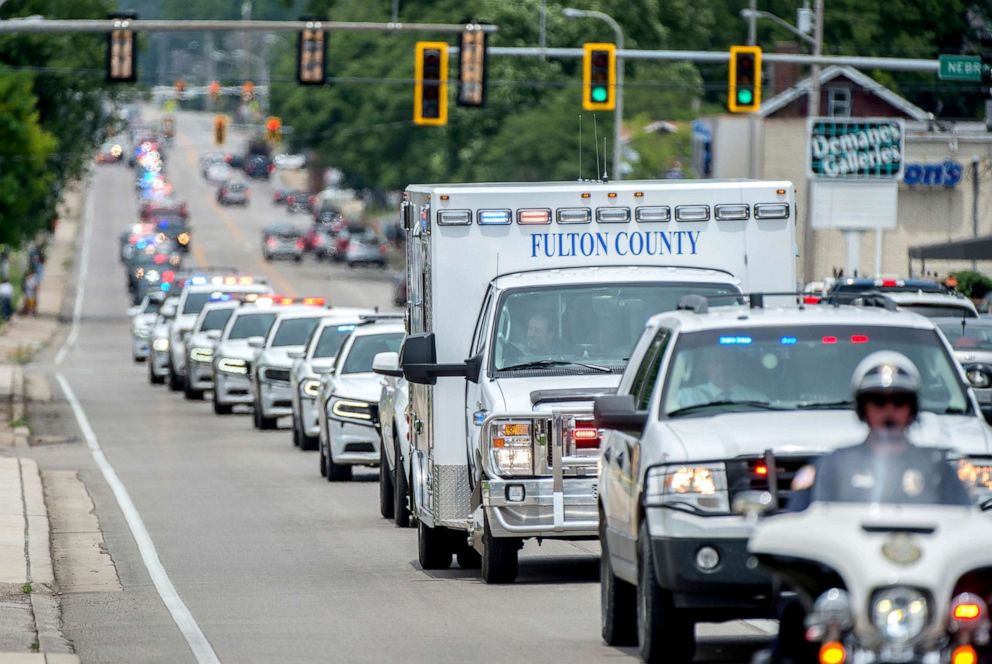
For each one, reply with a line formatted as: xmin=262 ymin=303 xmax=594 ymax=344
xmin=738 ymin=452 xmax=992 ymax=664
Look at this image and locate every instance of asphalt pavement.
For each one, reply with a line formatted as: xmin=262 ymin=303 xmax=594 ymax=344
xmin=21 ymin=111 xmax=771 ymax=663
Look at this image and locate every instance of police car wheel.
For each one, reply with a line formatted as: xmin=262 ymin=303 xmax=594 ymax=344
xmin=601 ymin=510 xmax=637 ymax=646
xmin=183 ymin=377 xmax=202 ymax=401
xmin=417 ymin=520 xmax=452 ymax=570
xmin=325 ymin=445 xmax=352 ymax=481
xmin=148 ymin=361 xmax=165 ymax=385
xmin=318 ymin=444 xmax=327 ymax=477
xmin=393 ymin=436 xmax=411 ymax=528
xmin=212 ymin=393 xmax=233 ymax=415
xmin=379 ymin=444 xmax=395 ymax=519
xmin=255 ymin=403 xmax=277 ymax=430
xmin=481 ymin=514 xmax=519 ymax=584
xmin=133 ymin=355 xmax=143 ymax=364
xmin=298 ymin=425 xmax=318 ymax=452
xmin=167 ymin=366 xmax=182 ymax=392
xmin=637 ymin=523 xmax=694 ymax=664
xmin=291 ymin=419 xmax=301 ymax=448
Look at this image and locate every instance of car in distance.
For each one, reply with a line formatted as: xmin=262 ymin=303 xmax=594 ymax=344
xmin=262 ymin=224 xmax=305 ymax=262
xmin=217 ymin=180 xmax=249 ymax=207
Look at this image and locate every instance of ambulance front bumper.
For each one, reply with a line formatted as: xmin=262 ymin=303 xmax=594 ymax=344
xmin=481 ymin=477 xmax=599 ymax=538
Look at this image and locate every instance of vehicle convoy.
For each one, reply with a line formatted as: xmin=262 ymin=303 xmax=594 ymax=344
xmin=211 ymin=301 xmax=281 ymax=415
xmin=594 ymin=299 xmax=992 ymax=662
xmin=182 ymin=300 xmax=239 ymax=400
xmin=745 ymin=450 xmax=992 ymax=664
xmin=288 ymin=309 xmax=375 ymax=451
xmin=936 ymin=316 xmax=992 ymax=423
xmin=317 ymin=321 xmax=404 ymax=481
xmin=148 ymin=296 xmax=179 ymax=385
xmin=395 ymin=179 xmax=798 ymax=583
xmin=129 ymin=291 xmax=165 ymax=362
xmin=250 ymin=301 xmax=329 ymax=430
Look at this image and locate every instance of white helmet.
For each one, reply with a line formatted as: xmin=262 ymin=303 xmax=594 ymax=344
xmin=850 ymin=351 xmax=921 ymax=421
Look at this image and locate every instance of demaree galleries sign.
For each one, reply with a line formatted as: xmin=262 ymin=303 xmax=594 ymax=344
xmin=807 ymin=118 xmax=905 ymax=180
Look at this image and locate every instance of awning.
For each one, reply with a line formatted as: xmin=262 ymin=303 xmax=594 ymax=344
xmin=908 ymin=236 xmax=992 ymax=261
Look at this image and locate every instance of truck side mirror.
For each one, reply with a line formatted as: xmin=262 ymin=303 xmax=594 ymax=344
xmin=400 ymin=333 xmax=477 ymax=385
xmin=594 ymin=395 xmax=648 ymax=433
xmin=373 ymin=351 xmax=403 ymax=377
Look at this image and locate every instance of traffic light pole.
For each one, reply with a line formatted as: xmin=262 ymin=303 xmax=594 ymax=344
xmin=0 ymin=18 xmax=498 ymax=34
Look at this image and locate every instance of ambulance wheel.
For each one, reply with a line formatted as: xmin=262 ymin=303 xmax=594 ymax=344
xmin=379 ymin=444 xmax=395 ymax=519
xmin=417 ymin=521 xmax=452 ymax=570
xmin=393 ymin=436 xmax=411 ymax=528
xmin=481 ymin=514 xmax=519 ymax=584
xmin=601 ymin=508 xmax=637 ymax=646
xmin=638 ymin=522 xmax=695 ymax=664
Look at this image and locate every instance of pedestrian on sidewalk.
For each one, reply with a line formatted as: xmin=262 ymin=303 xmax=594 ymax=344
xmin=21 ymin=270 xmax=38 ymax=316
xmin=0 ymin=246 xmax=9 ymax=281
xmin=0 ymin=277 xmax=12 ymax=321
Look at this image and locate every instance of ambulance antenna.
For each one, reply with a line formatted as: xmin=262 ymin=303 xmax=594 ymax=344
xmin=578 ymin=115 xmax=583 ymax=181
xmin=602 ymin=136 xmax=610 ymax=182
xmin=593 ymin=115 xmax=601 ymax=182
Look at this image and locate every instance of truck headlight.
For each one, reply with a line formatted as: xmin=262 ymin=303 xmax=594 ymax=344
xmin=217 ymin=357 xmax=247 ymax=374
xmin=331 ymin=399 xmax=373 ymax=422
xmin=302 ymin=379 xmax=320 ymax=398
xmin=152 ymin=338 xmax=169 ymax=352
xmin=489 ymin=421 xmax=533 ymax=476
xmin=645 ymin=463 xmax=730 ymax=513
xmin=189 ymin=347 xmax=213 ymax=363
xmin=871 ymin=587 xmax=928 ymax=643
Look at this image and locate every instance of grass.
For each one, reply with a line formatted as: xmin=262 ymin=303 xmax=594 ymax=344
xmin=21 ymin=582 xmax=31 ymax=594
xmin=8 ymin=345 xmax=34 ymax=365
xmin=9 ymin=416 xmax=28 ymax=429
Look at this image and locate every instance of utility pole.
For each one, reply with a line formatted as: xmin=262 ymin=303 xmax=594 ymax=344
xmin=802 ymin=0 xmax=824 ymax=283
xmin=746 ymin=0 xmax=759 ymax=180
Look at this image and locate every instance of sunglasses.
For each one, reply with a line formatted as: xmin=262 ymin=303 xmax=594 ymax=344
xmin=864 ymin=394 xmax=914 ymax=409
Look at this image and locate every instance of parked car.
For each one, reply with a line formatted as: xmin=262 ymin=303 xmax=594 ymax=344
xmin=217 ymin=180 xmax=249 ymax=207
xmin=262 ymin=224 xmax=305 ymax=262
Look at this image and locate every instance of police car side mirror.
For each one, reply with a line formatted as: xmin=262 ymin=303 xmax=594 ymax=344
xmin=205 ymin=330 xmax=221 ymax=341
xmin=373 ymin=351 xmax=402 ymax=378
xmin=287 ymin=350 xmax=305 ymax=360
xmin=594 ymin=395 xmax=648 ymax=433
xmin=247 ymin=336 xmax=265 ymax=349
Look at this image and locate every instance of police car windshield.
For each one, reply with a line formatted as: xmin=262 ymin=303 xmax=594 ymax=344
xmin=183 ymin=291 xmax=219 ymax=315
xmin=271 ymin=317 xmax=322 ymax=347
xmin=227 ymin=312 xmax=277 ymax=340
xmin=341 ymin=333 xmax=404 ymax=374
xmin=313 ymin=324 xmax=355 ymax=359
xmin=199 ymin=308 xmax=233 ymax=332
xmin=937 ymin=319 xmax=992 ymax=351
xmin=662 ymin=325 xmax=969 ymax=417
xmin=492 ymin=283 xmax=741 ymax=374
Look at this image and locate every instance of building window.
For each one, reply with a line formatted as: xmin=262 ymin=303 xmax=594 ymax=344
xmin=827 ymin=87 xmax=852 ymax=117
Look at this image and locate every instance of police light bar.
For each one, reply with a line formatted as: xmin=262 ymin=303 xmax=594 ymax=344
xmin=268 ymin=296 xmax=327 ymax=306
xmin=517 ymin=209 xmax=551 ymax=225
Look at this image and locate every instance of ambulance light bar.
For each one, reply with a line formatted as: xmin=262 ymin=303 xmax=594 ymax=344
xmin=635 ymin=206 xmax=670 ymax=222
xmin=596 ymin=207 xmax=630 ymax=223
xmin=437 ymin=210 xmax=472 ymax=226
xmin=715 ymin=204 xmax=749 ymax=221
xmin=754 ymin=203 xmax=790 ymax=219
xmin=675 ymin=205 xmax=710 ymax=222
xmin=517 ymin=209 xmax=551 ymax=225
xmin=478 ymin=209 xmax=512 ymax=225
xmin=557 ymin=208 xmax=591 ymax=224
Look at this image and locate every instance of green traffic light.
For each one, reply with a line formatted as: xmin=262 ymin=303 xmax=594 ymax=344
xmin=591 ymin=86 xmax=608 ymax=103
xmin=737 ymin=88 xmax=754 ymax=105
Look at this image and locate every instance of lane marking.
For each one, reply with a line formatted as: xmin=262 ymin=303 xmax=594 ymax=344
xmin=54 ymin=184 xmax=94 ymax=366
xmin=54 ymin=373 xmax=222 ymax=664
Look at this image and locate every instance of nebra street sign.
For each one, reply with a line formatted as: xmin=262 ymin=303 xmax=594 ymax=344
xmin=939 ymin=54 xmax=983 ymax=81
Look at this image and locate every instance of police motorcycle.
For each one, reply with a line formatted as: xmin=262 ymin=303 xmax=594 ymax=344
xmin=737 ymin=450 xmax=992 ymax=664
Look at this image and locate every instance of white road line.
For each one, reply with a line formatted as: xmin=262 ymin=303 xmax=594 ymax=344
xmin=54 ymin=183 xmax=94 ymax=366
xmin=56 ymin=373 xmax=221 ymax=663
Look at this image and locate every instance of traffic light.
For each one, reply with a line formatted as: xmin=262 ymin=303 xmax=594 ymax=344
xmin=209 ymin=81 xmax=221 ymax=100
xmin=214 ymin=115 xmax=227 ymax=145
xmin=582 ymin=43 xmax=616 ymax=112
xmin=457 ymin=28 xmax=487 ymax=107
xmin=106 ymin=13 xmax=137 ymax=83
xmin=174 ymin=79 xmax=186 ymax=99
xmin=266 ymin=117 xmax=282 ymax=142
xmin=297 ymin=20 xmax=327 ymax=85
xmin=414 ymin=42 xmax=449 ymax=126
xmin=241 ymin=81 xmax=255 ymax=102
xmin=728 ymin=45 xmax=762 ymax=112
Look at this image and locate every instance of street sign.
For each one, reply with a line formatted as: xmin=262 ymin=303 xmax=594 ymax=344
xmin=938 ymin=54 xmax=983 ymax=81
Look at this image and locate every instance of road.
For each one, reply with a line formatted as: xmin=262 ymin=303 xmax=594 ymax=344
xmin=23 ymin=111 xmax=771 ymax=663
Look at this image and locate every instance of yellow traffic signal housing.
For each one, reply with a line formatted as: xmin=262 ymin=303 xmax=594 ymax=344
xmin=298 ymin=22 xmax=327 ymax=85
xmin=214 ymin=115 xmax=227 ymax=145
xmin=582 ymin=43 xmax=616 ymax=112
xmin=106 ymin=13 xmax=137 ymax=83
xmin=728 ymin=45 xmax=762 ymax=112
xmin=457 ymin=29 xmax=487 ymax=107
xmin=266 ymin=117 xmax=282 ymax=142
xmin=414 ymin=41 xmax=449 ymax=126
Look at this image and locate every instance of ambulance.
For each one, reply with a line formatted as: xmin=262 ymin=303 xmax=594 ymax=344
xmin=396 ymin=180 xmax=797 ymax=583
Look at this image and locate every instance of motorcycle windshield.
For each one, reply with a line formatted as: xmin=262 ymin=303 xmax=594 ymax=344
xmin=811 ymin=441 xmax=973 ymax=507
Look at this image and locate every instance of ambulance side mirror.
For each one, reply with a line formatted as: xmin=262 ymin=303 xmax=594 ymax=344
xmin=401 ymin=333 xmax=479 ymax=385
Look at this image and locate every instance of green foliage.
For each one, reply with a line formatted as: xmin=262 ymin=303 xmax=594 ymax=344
xmin=952 ymin=271 xmax=992 ymax=299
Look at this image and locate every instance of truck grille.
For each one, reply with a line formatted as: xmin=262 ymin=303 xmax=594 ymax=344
xmin=727 ymin=455 xmax=816 ymax=509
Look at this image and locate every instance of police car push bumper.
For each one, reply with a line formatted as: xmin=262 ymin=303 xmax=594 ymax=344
xmin=214 ymin=366 xmax=253 ymax=404
xmin=258 ymin=380 xmax=293 ymax=418
xmin=149 ymin=347 xmax=170 ymax=377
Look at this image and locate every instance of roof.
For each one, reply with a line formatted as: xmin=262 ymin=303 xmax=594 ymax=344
xmin=492 ymin=265 xmax=741 ymax=290
xmin=407 ymin=179 xmax=792 ymax=195
xmin=884 ymin=291 xmax=977 ymax=310
xmin=272 ymin=306 xmax=334 ymax=320
xmin=350 ymin=322 xmax=405 ymax=337
xmin=650 ymin=303 xmax=939 ymax=334
xmin=759 ymin=65 xmax=930 ymax=121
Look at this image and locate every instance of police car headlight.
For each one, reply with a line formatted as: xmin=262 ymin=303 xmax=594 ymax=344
xmin=189 ymin=347 xmax=213 ymax=363
xmin=217 ymin=357 xmax=247 ymax=374
xmin=152 ymin=338 xmax=169 ymax=352
xmin=645 ymin=463 xmax=730 ymax=513
xmin=330 ymin=398 xmax=373 ymax=422
xmin=871 ymin=587 xmax=929 ymax=643
xmin=488 ymin=421 xmax=533 ymax=476
xmin=302 ymin=379 xmax=321 ymax=398
xmin=177 ymin=232 xmax=190 ymax=246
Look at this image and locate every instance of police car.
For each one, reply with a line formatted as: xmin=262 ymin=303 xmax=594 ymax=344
xmin=211 ymin=300 xmax=281 ymax=415
xmin=373 ymin=357 xmax=410 ymax=525
xmin=181 ymin=300 xmax=239 ymax=400
xmin=250 ymin=299 xmax=331 ymax=430
xmin=317 ymin=321 xmax=404 ymax=481
xmin=288 ymin=309 xmax=375 ymax=450
xmin=594 ymin=297 xmax=992 ymax=662
xmin=147 ymin=296 xmax=179 ymax=385
xmin=129 ymin=291 xmax=165 ymax=362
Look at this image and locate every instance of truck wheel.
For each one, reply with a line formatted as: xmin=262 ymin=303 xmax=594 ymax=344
xmin=417 ymin=520 xmax=452 ymax=570
xmin=637 ymin=522 xmax=695 ymax=663
xmin=325 ymin=444 xmax=352 ymax=481
xmin=481 ymin=514 xmax=519 ymax=584
xmin=393 ymin=437 xmax=411 ymax=528
xmin=601 ymin=511 xmax=637 ymax=646
xmin=212 ymin=392 xmax=232 ymax=415
xmin=379 ymin=444 xmax=395 ymax=519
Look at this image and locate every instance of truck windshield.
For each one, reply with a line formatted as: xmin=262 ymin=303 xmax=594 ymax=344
xmin=227 ymin=312 xmax=277 ymax=340
xmin=937 ymin=319 xmax=992 ymax=350
xmin=661 ymin=325 xmax=969 ymax=418
xmin=492 ymin=282 xmax=741 ymax=375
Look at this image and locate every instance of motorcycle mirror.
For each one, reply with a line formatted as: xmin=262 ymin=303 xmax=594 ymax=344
xmin=980 ymin=497 xmax=992 ymax=512
xmin=731 ymin=490 xmax=775 ymax=517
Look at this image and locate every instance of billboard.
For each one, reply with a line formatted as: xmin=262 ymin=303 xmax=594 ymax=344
xmin=807 ymin=118 xmax=905 ymax=180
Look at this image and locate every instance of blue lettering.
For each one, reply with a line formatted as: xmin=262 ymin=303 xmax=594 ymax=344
xmin=904 ymin=164 xmax=922 ymax=186
xmin=659 ymin=232 xmax=672 ymax=255
xmin=580 ymin=233 xmax=594 ymax=256
xmin=558 ymin=233 xmax=574 ymax=257
xmin=629 ymin=232 xmax=644 ymax=256
xmin=543 ymin=234 xmax=554 ymax=258
xmin=944 ymin=160 xmax=963 ymax=186
xmin=686 ymin=231 xmax=700 ymax=254
xmin=569 ymin=232 xmax=578 ymax=257
xmin=531 ymin=234 xmax=542 ymax=258
xmin=645 ymin=232 xmax=658 ymax=256
xmin=595 ymin=232 xmax=609 ymax=255
xmin=615 ymin=232 xmax=628 ymax=256
xmin=921 ymin=163 xmax=942 ymax=186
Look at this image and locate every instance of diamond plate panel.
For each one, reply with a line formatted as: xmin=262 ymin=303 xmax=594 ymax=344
xmin=433 ymin=464 xmax=472 ymax=528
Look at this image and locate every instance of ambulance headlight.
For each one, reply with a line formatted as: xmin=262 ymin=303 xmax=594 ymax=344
xmin=645 ymin=463 xmax=730 ymax=513
xmin=871 ymin=587 xmax=928 ymax=643
xmin=489 ymin=421 xmax=533 ymax=476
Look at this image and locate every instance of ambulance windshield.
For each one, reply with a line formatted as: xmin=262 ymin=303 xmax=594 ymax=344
xmin=492 ymin=282 xmax=740 ymax=375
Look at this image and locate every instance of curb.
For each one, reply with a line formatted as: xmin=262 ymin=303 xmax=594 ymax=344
xmin=0 ymin=654 xmax=80 ymax=663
